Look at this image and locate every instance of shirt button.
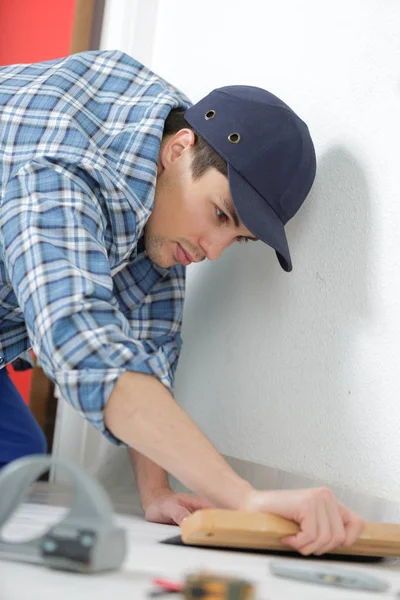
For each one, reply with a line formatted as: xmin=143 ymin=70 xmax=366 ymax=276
xmin=0 ymin=357 xmax=4 ymax=365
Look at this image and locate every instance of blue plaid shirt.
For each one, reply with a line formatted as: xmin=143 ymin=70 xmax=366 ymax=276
xmin=0 ymin=50 xmax=191 ymax=444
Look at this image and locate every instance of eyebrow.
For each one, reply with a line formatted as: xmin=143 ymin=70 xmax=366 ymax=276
xmin=223 ymin=198 xmax=258 ymax=241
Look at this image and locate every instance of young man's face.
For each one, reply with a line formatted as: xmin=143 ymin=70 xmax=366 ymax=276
xmin=144 ymin=129 xmax=257 ymax=268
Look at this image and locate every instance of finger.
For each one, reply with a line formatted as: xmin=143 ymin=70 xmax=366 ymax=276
xmin=171 ymin=505 xmax=192 ymax=526
xmin=338 ymin=503 xmax=365 ymax=547
xmin=282 ymin=501 xmax=318 ymax=553
xmin=314 ymin=499 xmax=346 ymax=555
xmin=186 ymin=496 xmax=214 ymax=510
xmin=296 ymin=498 xmax=331 ymax=556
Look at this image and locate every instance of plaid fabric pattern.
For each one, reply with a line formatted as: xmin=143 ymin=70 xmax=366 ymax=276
xmin=0 ymin=50 xmax=191 ymax=443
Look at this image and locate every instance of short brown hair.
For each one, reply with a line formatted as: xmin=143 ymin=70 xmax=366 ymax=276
xmin=163 ymin=109 xmax=227 ymax=179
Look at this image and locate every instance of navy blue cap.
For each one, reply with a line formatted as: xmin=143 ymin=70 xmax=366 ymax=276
xmin=184 ymin=86 xmax=316 ymax=272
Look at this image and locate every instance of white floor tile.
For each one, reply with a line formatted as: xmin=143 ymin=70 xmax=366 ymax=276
xmin=2 ymin=502 xmax=400 ymax=600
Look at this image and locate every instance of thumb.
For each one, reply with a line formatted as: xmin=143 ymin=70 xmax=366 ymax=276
xmin=171 ymin=505 xmax=192 ymax=526
xmin=338 ymin=502 xmax=365 ymax=545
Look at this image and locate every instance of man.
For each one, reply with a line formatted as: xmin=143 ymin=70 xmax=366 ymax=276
xmin=0 ymin=50 xmax=364 ymax=556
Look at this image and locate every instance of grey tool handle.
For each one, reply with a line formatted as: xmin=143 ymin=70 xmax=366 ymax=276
xmin=0 ymin=455 xmax=127 ymax=573
xmin=270 ymin=560 xmax=389 ymax=592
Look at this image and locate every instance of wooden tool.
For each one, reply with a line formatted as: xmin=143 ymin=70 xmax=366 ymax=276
xmin=181 ymin=510 xmax=400 ymax=557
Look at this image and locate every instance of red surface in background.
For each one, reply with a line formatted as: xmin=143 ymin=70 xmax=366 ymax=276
xmin=7 ymin=362 xmax=34 ymax=403
xmin=1 ymin=0 xmax=76 ymax=401
xmin=0 ymin=0 xmax=76 ymax=66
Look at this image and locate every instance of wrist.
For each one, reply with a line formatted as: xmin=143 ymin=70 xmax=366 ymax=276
xmin=140 ymin=485 xmax=174 ymax=512
xmin=236 ymin=487 xmax=263 ymax=512
xmin=227 ymin=480 xmax=257 ymax=510
xmin=206 ymin=469 xmax=256 ymax=510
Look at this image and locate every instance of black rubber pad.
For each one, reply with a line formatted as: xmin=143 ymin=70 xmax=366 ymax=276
xmin=161 ymin=535 xmax=384 ymax=563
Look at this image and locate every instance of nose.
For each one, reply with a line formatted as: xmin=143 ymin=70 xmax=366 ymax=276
xmin=200 ymin=237 xmax=230 ymax=262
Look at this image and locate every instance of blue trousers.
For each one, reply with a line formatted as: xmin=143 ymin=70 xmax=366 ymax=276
xmin=0 ymin=367 xmax=47 ymax=468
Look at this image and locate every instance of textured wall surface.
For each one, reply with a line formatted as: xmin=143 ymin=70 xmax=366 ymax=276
xmin=148 ymin=0 xmax=400 ymax=499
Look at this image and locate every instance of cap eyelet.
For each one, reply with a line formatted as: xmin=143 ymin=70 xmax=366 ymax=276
xmin=228 ymin=132 xmax=241 ymax=144
xmin=205 ymin=110 xmax=216 ymax=120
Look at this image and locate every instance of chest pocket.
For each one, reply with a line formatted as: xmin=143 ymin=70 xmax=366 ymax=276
xmin=112 ymin=249 xmax=184 ymax=343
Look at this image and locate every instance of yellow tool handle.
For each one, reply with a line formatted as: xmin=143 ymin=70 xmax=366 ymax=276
xmin=184 ymin=572 xmax=254 ymax=600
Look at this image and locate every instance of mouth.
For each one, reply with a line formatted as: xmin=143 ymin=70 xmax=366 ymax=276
xmin=175 ymin=243 xmax=193 ymax=266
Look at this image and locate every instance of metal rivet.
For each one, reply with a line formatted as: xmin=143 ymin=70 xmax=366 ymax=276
xmin=80 ymin=534 xmax=94 ymax=547
xmin=205 ymin=110 xmax=216 ymax=120
xmin=43 ymin=540 xmax=57 ymax=552
xmin=228 ymin=132 xmax=241 ymax=144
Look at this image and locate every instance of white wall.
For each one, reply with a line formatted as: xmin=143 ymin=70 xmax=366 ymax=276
xmin=148 ymin=0 xmax=400 ymax=500
xmin=72 ymin=0 xmax=400 ymax=502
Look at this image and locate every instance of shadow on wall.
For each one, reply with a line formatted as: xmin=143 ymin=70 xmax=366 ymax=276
xmin=172 ymin=145 xmax=375 ymax=487
xmin=184 ymin=144 xmax=371 ymax=324
xmin=83 ymin=146 xmax=375 ymax=497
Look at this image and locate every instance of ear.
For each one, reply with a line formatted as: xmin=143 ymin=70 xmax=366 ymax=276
xmin=158 ymin=129 xmax=196 ymax=172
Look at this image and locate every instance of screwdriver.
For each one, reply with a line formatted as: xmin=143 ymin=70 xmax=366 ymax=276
xmin=149 ymin=572 xmax=255 ymax=599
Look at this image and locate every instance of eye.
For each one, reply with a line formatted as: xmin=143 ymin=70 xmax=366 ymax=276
xmin=216 ymin=207 xmax=228 ymax=223
xmin=237 ymin=236 xmax=249 ymax=244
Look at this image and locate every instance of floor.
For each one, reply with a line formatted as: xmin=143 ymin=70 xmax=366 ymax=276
xmin=2 ymin=488 xmax=400 ymax=599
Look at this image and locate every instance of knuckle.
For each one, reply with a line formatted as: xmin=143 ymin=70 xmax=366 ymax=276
xmin=317 ymin=487 xmax=334 ymax=500
xmin=301 ymin=496 xmax=316 ymax=514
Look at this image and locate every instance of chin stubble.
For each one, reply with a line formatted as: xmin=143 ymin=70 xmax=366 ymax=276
xmin=145 ymin=235 xmax=204 ymax=266
xmin=145 ymin=234 xmax=168 ymax=266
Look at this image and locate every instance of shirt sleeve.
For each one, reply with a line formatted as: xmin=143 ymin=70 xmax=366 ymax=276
xmin=0 ymin=160 xmax=185 ymax=445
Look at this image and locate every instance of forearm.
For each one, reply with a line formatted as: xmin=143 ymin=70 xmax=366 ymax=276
xmin=104 ymin=371 xmax=253 ymax=509
xmin=128 ymin=447 xmax=172 ymax=510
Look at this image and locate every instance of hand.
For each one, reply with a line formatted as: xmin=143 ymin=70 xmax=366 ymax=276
xmin=241 ymin=487 xmax=365 ymax=556
xmin=144 ymin=489 xmax=214 ymax=526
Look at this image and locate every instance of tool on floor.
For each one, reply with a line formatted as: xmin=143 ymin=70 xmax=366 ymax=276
xmin=0 ymin=455 xmax=126 ymax=573
xmin=180 ymin=509 xmax=400 ymax=558
xmin=149 ymin=577 xmax=184 ymax=596
xmin=270 ymin=560 xmax=390 ymax=592
xmin=149 ymin=572 xmax=255 ymax=599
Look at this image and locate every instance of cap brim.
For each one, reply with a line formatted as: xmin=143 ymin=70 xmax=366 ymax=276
xmin=228 ymin=165 xmax=292 ymax=272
